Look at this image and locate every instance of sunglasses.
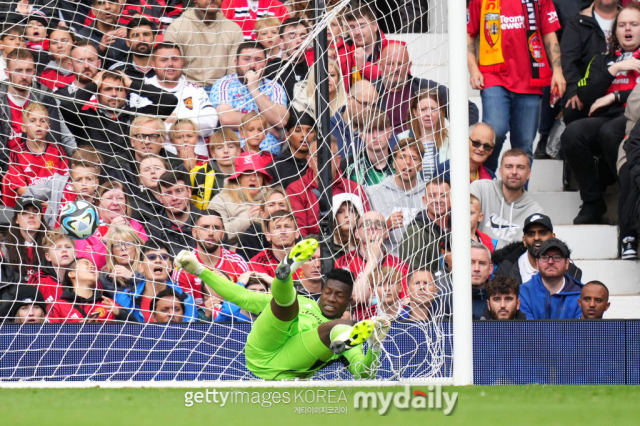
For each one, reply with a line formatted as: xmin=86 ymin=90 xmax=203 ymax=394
xmin=470 ymin=138 xmax=495 ymax=152
xmin=146 ymin=253 xmax=170 ymax=261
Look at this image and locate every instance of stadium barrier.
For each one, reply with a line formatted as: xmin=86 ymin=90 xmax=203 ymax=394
xmin=0 ymin=321 xmax=635 ymax=385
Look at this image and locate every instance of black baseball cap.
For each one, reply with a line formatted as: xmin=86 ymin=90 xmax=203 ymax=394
xmin=535 ymin=238 xmax=570 ymax=258
xmin=7 ymin=285 xmax=47 ymax=319
xmin=524 ymin=213 xmax=553 ymax=233
xmin=285 ymin=108 xmax=315 ymax=131
xmin=14 ymin=197 xmax=43 ymax=213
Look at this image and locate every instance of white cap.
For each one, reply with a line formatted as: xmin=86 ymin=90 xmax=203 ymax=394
xmin=332 ymin=193 xmax=365 ymax=219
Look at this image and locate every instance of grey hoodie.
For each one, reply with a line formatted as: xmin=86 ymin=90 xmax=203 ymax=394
xmin=470 ymin=178 xmax=543 ymax=249
xmin=365 ymin=175 xmax=426 ymax=255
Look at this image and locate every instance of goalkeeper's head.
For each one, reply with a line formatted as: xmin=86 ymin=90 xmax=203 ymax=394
xmin=318 ymin=268 xmax=355 ymax=319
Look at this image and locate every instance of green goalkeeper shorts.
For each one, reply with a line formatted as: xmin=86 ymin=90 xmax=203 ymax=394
xmin=245 ymin=302 xmax=334 ymax=380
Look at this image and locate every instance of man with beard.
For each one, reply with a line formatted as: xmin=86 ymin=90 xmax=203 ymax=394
xmin=146 ymin=42 xmax=218 ymax=157
xmin=493 ymin=213 xmax=582 ymax=285
xmin=109 ymin=17 xmax=157 ymax=84
xmin=208 ymin=41 xmax=288 ymax=155
xmin=172 ymin=211 xmax=248 ymax=307
xmin=481 ymin=275 xmax=527 ymax=320
xmin=578 ymin=280 xmax=611 ymax=319
xmin=56 ymin=41 xmax=102 ymax=99
xmin=77 ymin=0 xmax=129 ymax=68
xmin=471 ymin=148 xmax=543 ymax=249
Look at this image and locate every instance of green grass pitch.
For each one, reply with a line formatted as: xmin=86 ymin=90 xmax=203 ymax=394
xmin=2 ymin=385 xmax=639 ymax=426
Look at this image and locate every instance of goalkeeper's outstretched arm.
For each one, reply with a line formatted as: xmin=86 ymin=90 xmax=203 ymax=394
xmin=175 ymin=251 xmax=270 ymax=314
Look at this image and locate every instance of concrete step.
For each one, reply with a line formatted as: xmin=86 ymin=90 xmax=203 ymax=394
xmin=554 ymin=225 xmax=618 ymax=260
xmin=574 ymin=259 xmax=640 ymax=295
xmin=529 ymin=191 xmax=619 ymax=225
xmin=530 ymin=159 xmax=564 ymax=192
xmin=605 ymin=295 xmax=640 ymax=319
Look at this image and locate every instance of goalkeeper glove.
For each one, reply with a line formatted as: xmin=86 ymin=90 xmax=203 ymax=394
xmin=174 ymin=250 xmax=204 ymax=276
xmin=368 ymin=316 xmax=391 ymax=352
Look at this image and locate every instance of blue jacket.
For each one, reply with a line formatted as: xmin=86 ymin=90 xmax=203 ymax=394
xmin=519 ymin=273 xmax=583 ymax=320
xmin=114 ymin=274 xmax=197 ymax=322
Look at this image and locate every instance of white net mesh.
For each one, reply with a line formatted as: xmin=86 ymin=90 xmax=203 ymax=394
xmin=0 ymin=0 xmax=458 ymax=382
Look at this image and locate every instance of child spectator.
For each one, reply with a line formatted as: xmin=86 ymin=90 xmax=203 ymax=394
xmin=129 ymin=155 xmax=169 ymax=223
xmin=249 ymin=209 xmax=303 ymax=279
xmin=38 ymin=27 xmax=74 ymax=91
xmin=471 ymin=194 xmax=494 ymax=252
xmin=168 ymin=118 xmax=208 ymax=172
xmin=239 ymin=112 xmax=274 ymax=164
xmin=150 ymin=288 xmax=186 ymax=323
xmin=197 ymin=270 xmax=226 ymax=322
xmin=189 ymin=128 xmax=241 ymax=210
xmin=215 ymin=271 xmax=271 ymax=322
xmin=368 ymin=264 xmax=406 ymax=320
xmin=24 ymin=12 xmax=48 ymax=52
xmin=48 ymin=256 xmax=133 ymax=323
xmin=331 ymin=193 xmax=364 ymax=260
xmin=0 ymin=22 xmax=26 ymax=80
xmin=5 ymin=284 xmax=46 ymax=324
xmin=99 ymin=225 xmax=144 ymax=298
xmin=254 ymin=17 xmax=282 ymax=59
xmin=2 ymin=103 xmax=68 ymax=208
xmin=27 ymin=230 xmax=75 ymax=306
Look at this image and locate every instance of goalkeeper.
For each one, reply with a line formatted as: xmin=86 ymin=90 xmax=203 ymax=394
xmin=175 ymin=239 xmax=390 ymax=380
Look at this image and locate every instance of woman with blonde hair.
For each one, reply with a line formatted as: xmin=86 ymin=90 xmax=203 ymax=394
xmin=99 ymin=225 xmax=145 ymax=298
xmin=208 ymin=153 xmax=273 ymax=245
xmin=291 ymin=60 xmax=347 ymax=117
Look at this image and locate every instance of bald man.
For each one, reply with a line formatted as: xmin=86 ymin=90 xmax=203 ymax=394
xmin=331 ymin=79 xmax=379 ymax=156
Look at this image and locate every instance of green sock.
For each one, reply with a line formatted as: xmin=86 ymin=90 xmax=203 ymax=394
xmin=271 ymin=274 xmax=297 ymax=307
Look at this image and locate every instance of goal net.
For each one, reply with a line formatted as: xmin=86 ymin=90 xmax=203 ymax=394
xmin=0 ymin=0 xmax=464 ymax=383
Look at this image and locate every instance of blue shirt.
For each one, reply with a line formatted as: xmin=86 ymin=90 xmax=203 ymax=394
xmin=208 ymin=74 xmax=288 ymax=155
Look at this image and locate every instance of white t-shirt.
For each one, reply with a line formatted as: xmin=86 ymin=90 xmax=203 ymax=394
xmin=593 ymin=10 xmax=615 ymax=51
xmin=517 ymin=251 xmax=538 ymax=284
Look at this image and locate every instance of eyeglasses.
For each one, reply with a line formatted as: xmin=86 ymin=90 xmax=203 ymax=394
xmin=146 ymin=253 xmax=170 ymax=261
xmin=470 ymin=138 xmax=495 ymax=152
xmin=113 ymin=242 xmax=135 ymax=250
xmin=134 ymin=133 xmax=161 ymax=142
xmin=538 ymin=254 xmax=565 ymax=263
xmin=358 ymin=220 xmax=386 ymax=230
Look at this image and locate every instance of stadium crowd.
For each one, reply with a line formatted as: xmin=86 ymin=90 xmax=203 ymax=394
xmin=0 ymin=0 xmax=626 ymax=326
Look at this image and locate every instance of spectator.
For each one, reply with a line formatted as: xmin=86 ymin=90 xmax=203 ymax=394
xmin=400 ymin=269 xmax=439 ymax=322
xmin=249 ymin=209 xmax=302 ymax=278
xmin=471 ymin=195 xmax=494 ymax=251
xmin=109 ymin=17 xmax=157 ymax=83
xmin=48 ymin=257 xmax=132 ymax=323
xmin=56 ymin=0 xmax=92 ymax=31
xmin=331 ymin=193 xmax=364 ymax=260
xmin=403 ymin=89 xmax=449 ymax=181
xmin=128 ymin=155 xmax=169 ymax=224
xmin=55 ymin=41 xmax=102 ymax=99
xmin=168 ymin=119 xmax=208 ymax=173
xmin=0 ymin=48 xmax=72 ymax=168
xmin=619 ymin=81 xmax=640 ymax=259
xmin=470 ymin=148 xmax=542 ymax=249
xmin=5 ymin=284 xmax=46 ymax=324
xmin=146 ymin=171 xmax=203 ymax=256
xmin=115 ymin=239 xmax=196 ymax=322
xmin=76 ymin=0 xmax=129 ymax=68
xmin=60 ymin=70 xmax=178 ymax=158
xmin=493 ymin=213 xmax=582 ymax=285
xmin=222 ymin=0 xmax=289 ymax=40
xmin=366 ymin=137 xmax=425 ymax=255
xmin=343 ymin=109 xmax=395 ymax=187
xmin=520 ymin=238 xmax=584 ymax=319
xmin=562 ymin=4 xmax=640 ymax=224
xmin=291 ymin=59 xmax=347 ymax=118
xmin=189 ymin=128 xmax=242 ymax=210
xmin=38 ymin=27 xmax=75 ymax=91
xmin=266 ymin=109 xmax=316 ymax=190
xmin=2 ymin=102 xmax=68 ymax=207
xmin=146 ymin=43 xmax=218 ymax=156
xmin=150 ymin=288 xmax=186 ymax=323
xmin=374 ymin=42 xmax=479 ymax=134
xmin=336 ymin=210 xmax=408 ymax=320
xmin=255 ymin=17 xmax=283 ymax=58
xmin=481 ymin=275 xmax=527 ymax=320
xmin=164 ymin=0 xmax=244 ymax=86
xmin=2 ymin=197 xmax=47 ymax=282
xmin=294 ymin=239 xmax=322 ymax=300
xmin=368 ymin=265 xmax=406 ymax=320
xmin=76 ymin=181 xmax=149 ymax=270
xmin=208 ymin=41 xmax=288 ymax=155
xmin=559 ymin=0 xmax=617 ymax=127
xmin=98 ymin=225 xmax=144 ymax=298
xmin=24 ymin=11 xmax=49 ymax=64
xmin=239 ymin=112 xmax=274 ymax=163
xmin=578 ymin=280 xmax=610 ymax=319
xmin=237 ymin=186 xmax=291 ymax=261
xmin=119 ymin=0 xmax=184 ymax=28
xmin=172 ymin=211 xmax=249 ymax=306
xmin=27 ymin=230 xmax=75 ymax=305
xmin=287 ymin=138 xmax=370 ymax=236
xmin=468 ymin=123 xmax=496 ymax=181
xmin=470 ymin=243 xmax=492 ymax=320
xmin=398 ymin=177 xmax=451 ymax=272
xmin=0 ymin=22 xmax=26 ymax=81
xmin=215 ymin=272 xmax=271 ymax=322
xmin=467 ymin=0 xmax=565 ymax=171
xmin=208 ymin=153 xmax=272 ymax=245
xmin=330 ymin=79 xmax=379 ymax=156
xmin=197 ymin=272 xmax=225 ymax=322
xmin=23 ymin=147 xmax=103 ymax=229
xmin=263 ymin=17 xmax=311 ymax=102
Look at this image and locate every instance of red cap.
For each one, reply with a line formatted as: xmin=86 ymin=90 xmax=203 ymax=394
xmin=228 ymin=153 xmax=272 ymax=183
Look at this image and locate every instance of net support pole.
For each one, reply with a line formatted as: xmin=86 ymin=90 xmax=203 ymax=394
xmin=314 ymin=0 xmax=334 ymax=274
xmin=448 ymin=0 xmax=474 ymax=386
